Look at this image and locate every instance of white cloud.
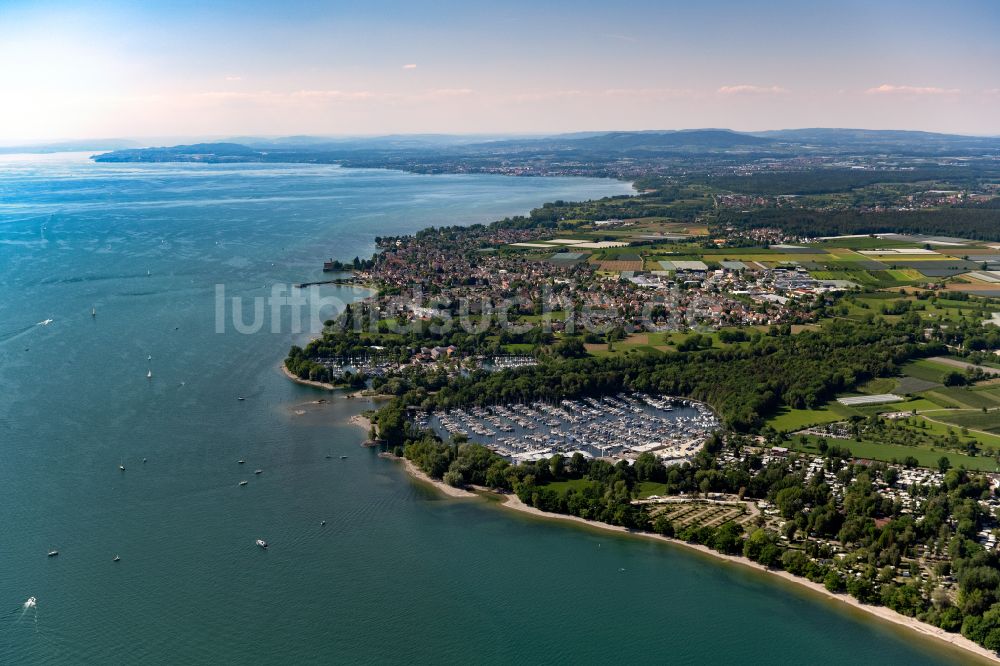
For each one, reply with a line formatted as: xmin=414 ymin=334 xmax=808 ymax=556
xmin=225 ymin=75 xmax=243 ymax=82
xmin=866 ymin=84 xmax=958 ymax=95
xmin=717 ymin=85 xmax=788 ymax=95
xmin=603 ymin=33 xmax=637 ymax=43
xmin=290 ymin=89 xmax=374 ymax=100
xmin=602 ymin=87 xmax=696 ymax=99
xmin=402 ymin=63 xmax=417 ymax=69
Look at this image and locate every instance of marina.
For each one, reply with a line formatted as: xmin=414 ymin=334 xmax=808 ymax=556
xmin=418 ymin=393 xmax=719 ymax=465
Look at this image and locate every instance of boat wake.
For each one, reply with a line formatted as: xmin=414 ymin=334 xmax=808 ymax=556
xmin=0 ymin=323 xmax=43 ymax=344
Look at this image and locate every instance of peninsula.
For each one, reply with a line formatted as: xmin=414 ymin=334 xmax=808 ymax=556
xmin=284 ymin=153 xmax=1000 ymax=659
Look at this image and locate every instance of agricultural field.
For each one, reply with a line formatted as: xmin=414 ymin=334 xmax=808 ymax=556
xmin=793 ymin=434 xmax=1000 ymax=472
xmin=900 ymin=359 xmax=958 ymax=384
xmin=931 ymin=410 xmax=1000 ymax=435
xmin=920 ymin=386 xmax=1000 ymax=410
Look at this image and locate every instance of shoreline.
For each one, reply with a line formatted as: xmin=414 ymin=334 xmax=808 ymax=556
xmin=348 ymin=413 xmax=372 ymax=431
xmin=280 ymin=362 xmax=336 ymax=391
xmin=394 ymin=456 xmax=480 ymax=499
xmin=391 ymin=453 xmax=997 ymax=664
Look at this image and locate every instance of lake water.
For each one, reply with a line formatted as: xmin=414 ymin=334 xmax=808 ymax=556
xmin=0 ymin=153 xmax=963 ymax=663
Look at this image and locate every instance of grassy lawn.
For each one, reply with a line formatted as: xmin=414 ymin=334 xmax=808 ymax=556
xmin=636 ymin=481 xmax=669 ymax=498
xmin=858 ymin=377 xmax=897 ymax=394
xmin=766 ymin=400 xmax=858 ymax=432
xmin=543 ymin=478 xmax=600 ymax=495
xmin=911 ymin=415 xmax=1000 ymax=448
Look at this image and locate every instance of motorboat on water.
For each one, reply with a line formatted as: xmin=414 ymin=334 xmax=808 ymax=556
xmin=237 ymin=396 xmax=245 ymax=401
xmin=238 ymin=459 xmax=245 ymax=464
xmin=254 ymin=469 xmax=262 ymax=475
xmin=47 ymin=550 xmax=58 ymax=557
xmin=113 ymin=555 xmax=120 ymax=562
xmin=25 ymin=597 xmax=36 ymax=608
xmin=239 ymin=480 xmax=248 ymax=486
xmin=255 ymin=539 xmax=268 ymax=549
xmin=340 ymin=455 xmax=348 ymax=460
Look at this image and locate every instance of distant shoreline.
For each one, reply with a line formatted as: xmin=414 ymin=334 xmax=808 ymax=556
xmin=392 ymin=452 xmax=997 ymax=664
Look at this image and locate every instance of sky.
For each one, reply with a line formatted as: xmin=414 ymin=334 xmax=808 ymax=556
xmin=1 ymin=0 xmax=999 ymax=143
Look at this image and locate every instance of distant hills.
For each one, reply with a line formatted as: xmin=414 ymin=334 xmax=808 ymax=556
xmin=89 ymin=128 xmax=1000 ymax=168
xmin=750 ymin=128 xmax=1000 ymax=152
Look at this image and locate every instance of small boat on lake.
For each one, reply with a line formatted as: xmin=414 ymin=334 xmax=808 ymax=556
xmin=255 ymin=539 xmax=268 ymax=549
xmin=47 ymin=550 xmax=58 ymax=557
xmin=254 ymin=469 xmax=262 ymax=475
xmin=113 ymin=555 xmax=120 ymax=562
xmin=239 ymin=480 xmax=248 ymax=486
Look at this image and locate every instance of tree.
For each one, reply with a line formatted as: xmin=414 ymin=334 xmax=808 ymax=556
xmin=943 ymin=371 xmax=967 ymax=387
xmin=938 ymin=456 xmax=952 ymax=474
xmin=824 ymin=570 xmax=844 ymax=593
xmin=634 ymin=451 xmax=666 ymax=483
xmin=554 ymin=336 xmax=587 ymax=359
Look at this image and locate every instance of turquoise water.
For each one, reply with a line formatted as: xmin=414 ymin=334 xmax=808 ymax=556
xmin=0 ymin=153 xmax=962 ymax=664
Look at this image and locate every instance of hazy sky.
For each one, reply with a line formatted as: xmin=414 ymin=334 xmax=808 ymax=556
xmin=2 ymin=0 xmax=999 ymax=142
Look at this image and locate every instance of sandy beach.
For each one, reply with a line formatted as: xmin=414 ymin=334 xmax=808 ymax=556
xmin=393 ymin=456 xmax=998 ymax=664
xmin=393 ymin=456 xmax=480 ymax=499
xmin=280 ymin=362 xmax=335 ymax=390
xmin=349 ymin=413 xmax=372 ymax=431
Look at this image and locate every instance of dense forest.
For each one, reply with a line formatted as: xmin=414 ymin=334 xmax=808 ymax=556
xmin=703 ymin=168 xmax=981 ymax=196
xmin=715 ymin=207 xmax=1000 ymax=241
xmin=367 ymin=318 xmax=936 ymax=435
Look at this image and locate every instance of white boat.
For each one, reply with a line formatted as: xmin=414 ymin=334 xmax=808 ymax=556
xmin=255 ymin=539 xmax=268 ymax=549
xmin=239 ymin=480 xmax=248 ymax=486
xmin=47 ymin=550 xmax=58 ymax=557
xmin=238 ymin=459 xmax=245 ymax=464
xmin=91 ymin=307 xmax=96 ymax=317
xmin=113 ymin=555 xmax=120 ymax=562
xmin=254 ymin=469 xmax=262 ymax=475
xmin=119 ymin=460 xmax=125 ymax=471
xmin=25 ymin=596 xmax=36 ymax=608
xmin=147 ymin=369 xmax=152 ymax=379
